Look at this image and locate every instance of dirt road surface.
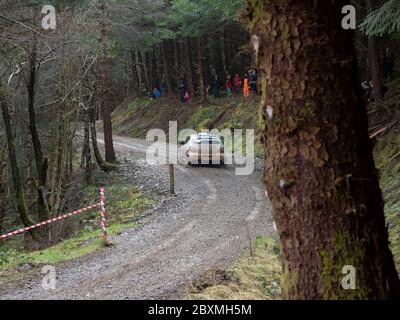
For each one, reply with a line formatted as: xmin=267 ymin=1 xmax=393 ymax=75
xmin=0 ymin=135 xmax=274 ymax=300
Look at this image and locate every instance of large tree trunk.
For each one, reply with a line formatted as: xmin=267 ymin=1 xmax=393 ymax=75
xmin=0 ymin=86 xmax=36 ymax=234
xmin=245 ymin=0 xmax=400 ymax=299
xmin=98 ymin=1 xmax=116 ymax=163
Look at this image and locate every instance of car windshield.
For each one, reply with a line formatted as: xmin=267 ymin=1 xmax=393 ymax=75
xmin=193 ymin=135 xmax=221 ymax=144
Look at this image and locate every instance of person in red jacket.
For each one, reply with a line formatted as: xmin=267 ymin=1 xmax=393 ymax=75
xmin=233 ymin=74 xmax=242 ymax=94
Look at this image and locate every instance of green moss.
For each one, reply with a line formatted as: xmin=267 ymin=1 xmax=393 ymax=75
xmin=281 ymin=265 xmax=298 ymax=299
xmin=319 ymin=232 xmax=370 ymax=300
xmin=374 ymin=130 xmax=400 ymax=272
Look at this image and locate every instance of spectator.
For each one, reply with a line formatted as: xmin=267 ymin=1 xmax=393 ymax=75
xmin=184 ymin=91 xmax=191 ymax=103
xmin=233 ymin=74 xmax=242 ymax=94
xmin=368 ymin=80 xmax=389 ymax=102
xmin=226 ymin=78 xmax=233 ymax=96
xmin=212 ymin=75 xmax=221 ymax=98
xmin=249 ymin=69 xmax=258 ymax=92
xmin=243 ymin=77 xmax=249 ymax=98
xmin=150 ymin=88 xmax=161 ymax=100
xmin=160 ymin=76 xmax=167 ymax=95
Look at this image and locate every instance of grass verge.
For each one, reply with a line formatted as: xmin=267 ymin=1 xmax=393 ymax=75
xmin=186 ymin=236 xmax=281 ymax=300
xmin=0 ymin=167 xmax=154 ymax=285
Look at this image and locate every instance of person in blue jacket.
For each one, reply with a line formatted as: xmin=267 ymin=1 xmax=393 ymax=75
xmin=150 ymin=88 xmax=161 ymax=100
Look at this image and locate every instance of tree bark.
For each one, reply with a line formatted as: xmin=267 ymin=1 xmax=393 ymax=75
xmin=98 ymin=1 xmax=116 ymax=163
xmin=245 ymin=0 xmax=400 ymax=299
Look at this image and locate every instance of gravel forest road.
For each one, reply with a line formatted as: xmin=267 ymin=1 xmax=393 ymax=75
xmin=0 ymin=134 xmax=274 ymax=300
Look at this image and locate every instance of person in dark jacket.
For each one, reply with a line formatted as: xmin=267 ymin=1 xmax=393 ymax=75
xmin=160 ymin=76 xmax=167 ymax=95
xmin=212 ymin=75 xmax=221 ymax=98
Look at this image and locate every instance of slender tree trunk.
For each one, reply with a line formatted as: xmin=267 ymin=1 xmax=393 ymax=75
xmin=366 ymin=0 xmax=383 ymax=101
xmin=98 ymin=1 xmax=116 ymax=163
xmin=224 ymin=29 xmax=231 ymax=71
xmin=160 ymin=41 xmax=172 ymax=93
xmin=220 ymin=32 xmax=227 ymax=74
xmin=0 ymin=86 xmax=36 ymax=233
xmin=81 ymin=110 xmax=90 ymax=168
xmin=89 ymin=96 xmax=114 ymax=173
xmin=141 ymin=50 xmax=150 ymax=93
xmin=81 ymin=104 xmax=92 ymax=183
xmin=130 ymin=49 xmax=139 ymax=98
xmin=27 ymin=38 xmax=50 ymax=226
xmin=197 ymin=37 xmax=207 ymax=102
xmin=173 ymin=38 xmax=180 ymax=88
xmin=147 ymin=51 xmax=154 ymax=90
xmin=152 ymin=49 xmax=160 ymax=89
xmin=184 ymin=37 xmax=195 ymax=96
xmin=0 ymin=144 xmax=7 ymax=242
xmin=50 ymin=113 xmax=65 ymax=215
xmin=135 ymin=49 xmax=144 ymax=96
xmin=245 ymin=0 xmax=400 ymax=299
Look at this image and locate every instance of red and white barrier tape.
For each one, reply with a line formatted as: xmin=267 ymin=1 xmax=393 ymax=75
xmin=0 ymin=203 xmax=100 ymax=240
xmin=99 ymin=187 xmax=108 ymax=244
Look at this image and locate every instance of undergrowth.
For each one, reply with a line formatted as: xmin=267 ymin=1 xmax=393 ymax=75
xmin=186 ymin=236 xmax=281 ymax=300
xmin=0 ymin=166 xmax=154 ymax=283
